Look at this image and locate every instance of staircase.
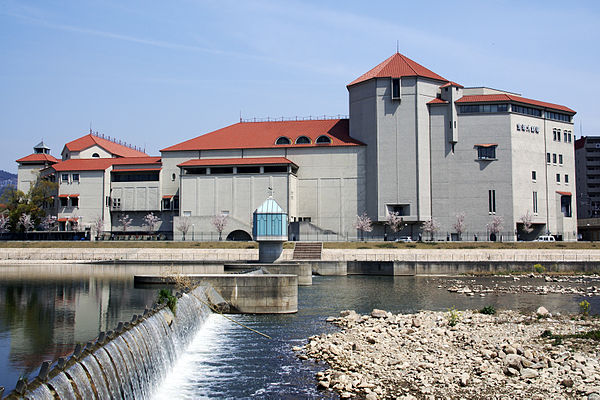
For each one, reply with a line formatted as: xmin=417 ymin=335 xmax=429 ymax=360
xmin=292 ymin=242 xmax=323 ymax=260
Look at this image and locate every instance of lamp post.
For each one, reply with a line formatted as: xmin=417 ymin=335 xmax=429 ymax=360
xmin=192 ymin=224 xmax=195 ymax=241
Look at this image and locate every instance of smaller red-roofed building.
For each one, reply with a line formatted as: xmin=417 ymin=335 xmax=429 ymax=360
xmin=16 ymin=141 xmax=59 ymax=192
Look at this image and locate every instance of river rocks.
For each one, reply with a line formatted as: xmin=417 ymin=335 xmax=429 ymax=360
xmin=297 ymin=308 xmax=600 ymax=399
xmin=536 ymin=306 xmax=549 ymax=317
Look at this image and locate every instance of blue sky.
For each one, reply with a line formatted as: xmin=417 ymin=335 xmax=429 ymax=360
xmin=1 ymin=0 xmax=599 ymax=173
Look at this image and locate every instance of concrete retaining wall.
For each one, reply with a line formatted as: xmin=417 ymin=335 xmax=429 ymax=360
xmin=311 ymin=261 xmax=348 ymax=276
xmin=135 ymin=274 xmax=298 ymax=314
xmin=225 ymin=263 xmax=312 ymax=285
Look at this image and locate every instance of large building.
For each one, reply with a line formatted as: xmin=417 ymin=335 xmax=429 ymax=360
xmin=17 ymin=52 xmax=578 ymax=240
xmin=575 ymin=136 xmax=600 ymax=240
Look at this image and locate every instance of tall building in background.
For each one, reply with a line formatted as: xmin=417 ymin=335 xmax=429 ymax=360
xmin=575 ymin=136 xmax=600 ymax=240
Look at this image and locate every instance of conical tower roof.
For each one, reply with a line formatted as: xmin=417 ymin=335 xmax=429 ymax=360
xmin=34 ymin=140 xmax=51 ymax=150
xmin=348 ymin=52 xmax=447 ymax=87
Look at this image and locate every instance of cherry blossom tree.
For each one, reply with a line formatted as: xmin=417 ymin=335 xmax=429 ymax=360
xmin=353 ymin=212 xmax=373 ymax=241
xmin=39 ymin=215 xmax=57 ymax=231
xmin=453 ymin=212 xmax=466 ymax=240
xmin=422 ymin=218 xmax=440 ymax=241
xmin=18 ymin=213 xmax=34 ymax=233
xmin=177 ymin=217 xmax=191 ymax=241
xmin=143 ymin=212 xmax=161 ymax=233
xmin=487 ymin=215 xmax=504 ymax=241
xmin=118 ymin=214 xmax=133 ymax=232
xmin=386 ymin=211 xmax=405 ymax=233
xmin=211 ymin=214 xmax=229 ymax=241
xmin=92 ymin=217 xmax=104 ymax=238
xmin=0 ymin=213 xmax=9 ymax=233
xmin=519 ymin=211 xmax=534 ymax=233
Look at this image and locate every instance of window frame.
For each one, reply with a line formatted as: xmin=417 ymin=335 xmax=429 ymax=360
xmin=275 ymin=136 xmax=292 ymax=145
xmin=295 ymin=136 xmax=311 ymax=145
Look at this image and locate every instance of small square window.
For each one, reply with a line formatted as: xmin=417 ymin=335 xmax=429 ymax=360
xmin=60 ymin=197 xmax=68 ymax=207
xmin=477 ymin=146 xmax=496 ymax=160
xmin=71 ymin=197 xmax=79 ymax=207
xmin=61 ymin=173 xmax=69 ymax=183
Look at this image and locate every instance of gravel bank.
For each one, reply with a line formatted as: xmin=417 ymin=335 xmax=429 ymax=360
xmin=295 ymin=309 xmax=600 ymax=399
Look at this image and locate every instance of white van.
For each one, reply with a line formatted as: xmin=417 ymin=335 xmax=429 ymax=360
xmin=535 ymin=235 xmax=555 ymax=242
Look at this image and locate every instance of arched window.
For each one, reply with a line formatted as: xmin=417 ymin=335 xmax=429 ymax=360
xmin=92 ymin=153 xmax=100 ymax=158
xmin=295 ymin=136 xmax=311 ymax=144
xmin=275 ymin=136 xmax=291 ymax=145
xmin=316 ymin=135 xmax=332 ymax=144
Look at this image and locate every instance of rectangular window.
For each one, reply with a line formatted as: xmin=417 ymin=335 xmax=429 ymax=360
xmin=511 ymin=104 xmax=542 ymax=117
xmin=556 ymin=173 xmax=560 ymax=183
xmin=477 ymin=146 xmax=496 ymax=160
xmin=557 ymin=129 xmax=561 ymax=142
xmin=71 ymin=197 xmax=79 ymax=207
xmin=105 ymin=196 xmax=111 ymax=207
xmin=391 ymin=78 xmax=400 ymax=99
xmin=60 ymin=197 xmax=68 ymax=207
xmin=553 ymin=153 xmax=557 ymax=163
xmin=559 ymin=154 xmax=563 ymax=164
xmin=459 ymin=104 xmax=508 ymax=113
xmin=563 ymin=132 xmax=568 ymax=142
xmin=72 ymin=173 xmax=79 ymax=183
xmin=565 ymin=174 xmax=569 ymax=183
xmin=533 ymin=191 xmax=538 ymax=214
xmin=173 ymin=196 xmax=179 ymax=210
xmin=488 ymin=189 xmax=496 ymax=213
xmin=61 ymin=173 xmax=69 ymax=183
xmin=531 ymin=171 xmax=537 ymax=181
xmin=553 ymin=129 xmax=557 ymax=141
xmin=546 ymin=153 xmax=551 ymax=163
xmin=568 ymin=133 xmax=572 ymax=142
xmin=561 ymin=195 xmax=572 ymax=217
xmin=112 ymin=198 xmax=121 ymax=209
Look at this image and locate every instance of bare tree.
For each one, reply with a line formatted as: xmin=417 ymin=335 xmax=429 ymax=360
xmin=211 ymin=214 xmax=229 ymax=241
xmin=0 ymin=213 xmax=9 ymax=233
xmin=143 ymin=212 xmax=161 ymax=233
xmin=119 ymin=214 xmax=133 ymax=232
xmin=487 ymin=215 xmax=504 ymax=240
xmin=92 ymin=217 xmax=104 ymax=238
xmin=453 ymin=212 xmax=466 ymax=240
xmin=18 ymin=213 xmax=34 ymax=233
xmin=520 ymin=211 xmax=534 ymax=233
xmin=353 ymin=212 xmax=373 ymax=241
xmin=177 ymin=216 xmax=191 ymax=241
xmin=386 ymin=211 xmax=405 ymax=234
xmin=39 ymin=215 xmax=57 ymax=231
xmin=422 ymin=218 xmax=440 ymax=241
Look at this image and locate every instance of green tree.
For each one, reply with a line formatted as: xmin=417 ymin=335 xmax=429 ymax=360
xmin=0 ymin=178 xmax=57 ymax=232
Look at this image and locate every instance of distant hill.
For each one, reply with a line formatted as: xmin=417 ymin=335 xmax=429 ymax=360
xmin=0 ymin=170 xmax=17 ymax=196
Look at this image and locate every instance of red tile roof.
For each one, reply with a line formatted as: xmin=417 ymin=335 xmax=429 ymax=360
xmin=427 ymin=98 xmax=448 ymax=104
xmin=348 ymin=53 xmax=447 ymax=87
xmin=178 ymin=157 xmax=296 ymax=168
xmin=440 ymin=81 xmax=464 ymax=88
xmin=64 ymin=134 xmax=147 ymax=157
xmin=557 ymin=191 xmax=572 ymax=196
xmin=16 ymin=153 xmax=59 ymax=163
xmin=456 ymin=94 xmax=575 ymax=113
xmin=161 ymin=119 xmax=363 ymax=152
xmin=474 ymin=143 xmax=498 ymax=147
xmin=50 ymin=157 xmax=160 ymax=172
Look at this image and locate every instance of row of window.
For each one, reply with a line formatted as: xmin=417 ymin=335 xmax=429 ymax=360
xmin=275 ymin=135 xmax=332 ymax=145
xmin=556 ymin=174 xmax=569 ymax=183
xmin=546 ymin=111 xmax=571 ymax=122
xmin=111 ymin=172 xmax=160 ymax=182
xmin=491 ymin=189 xmax=571 ymax=217
xmin=61 ymin=173 xmax=79 ymax=183
xmin=512 ymin=104 xmax=542 ymax=117
xmin=182 ymin=165 xmax=291 ymax=175
xmin=552 ymin=128 xmax=572 ymax=143
xmin=459 ymin=104 xmax=508 ymax=114
xmin=59 ymin=197 xmax=78 ymax=207
xmin=546 ymin=152 xmax=565 ymax=165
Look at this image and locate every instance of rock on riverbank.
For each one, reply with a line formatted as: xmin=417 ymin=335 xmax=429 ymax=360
xmin=295 ymin=309 xmax=600 ymax=399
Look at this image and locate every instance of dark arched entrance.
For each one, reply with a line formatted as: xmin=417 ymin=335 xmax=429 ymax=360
xmin=226 ymin=230 xmax=252 ymax=241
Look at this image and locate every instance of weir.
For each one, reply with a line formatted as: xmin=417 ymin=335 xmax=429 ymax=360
xmin=4 ymin=286 xmax=219 ymax=399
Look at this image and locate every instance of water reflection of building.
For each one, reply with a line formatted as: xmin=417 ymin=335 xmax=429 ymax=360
xmin=0 ymin=277 xmax=152 ymax=378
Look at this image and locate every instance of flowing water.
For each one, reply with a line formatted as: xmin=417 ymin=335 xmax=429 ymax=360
xmin=0 ymin=267 xmax=598 ymax=398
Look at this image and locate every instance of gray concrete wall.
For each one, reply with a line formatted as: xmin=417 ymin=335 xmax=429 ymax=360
xmin=135 ymin=274 xmax=298 ymax=313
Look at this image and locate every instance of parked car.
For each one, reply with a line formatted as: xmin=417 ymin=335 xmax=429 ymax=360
xmin=395 ymin=236 xmax=413 ymax=243
xmin=535 ymin=235 xmax=555 ymax=242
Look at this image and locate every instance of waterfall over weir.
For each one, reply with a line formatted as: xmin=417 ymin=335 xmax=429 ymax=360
xmin=6 ymin=286 xmax=216 ymax=399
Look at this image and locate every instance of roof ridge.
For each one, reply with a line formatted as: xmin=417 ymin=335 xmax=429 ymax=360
xmin=397 ymin=53 xmax=418 ymax=75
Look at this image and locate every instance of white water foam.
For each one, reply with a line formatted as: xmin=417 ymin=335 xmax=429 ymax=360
xmin=152 ymin=314 xmax=234 ymax=400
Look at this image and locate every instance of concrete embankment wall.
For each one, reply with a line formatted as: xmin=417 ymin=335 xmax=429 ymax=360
xmin=225 ymin=263 xmax=312 ymax=285
xmin=135 ymin=274 xmax=298 ymax=314
xmin=5 ymin=286 xmax=216 ymax=399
